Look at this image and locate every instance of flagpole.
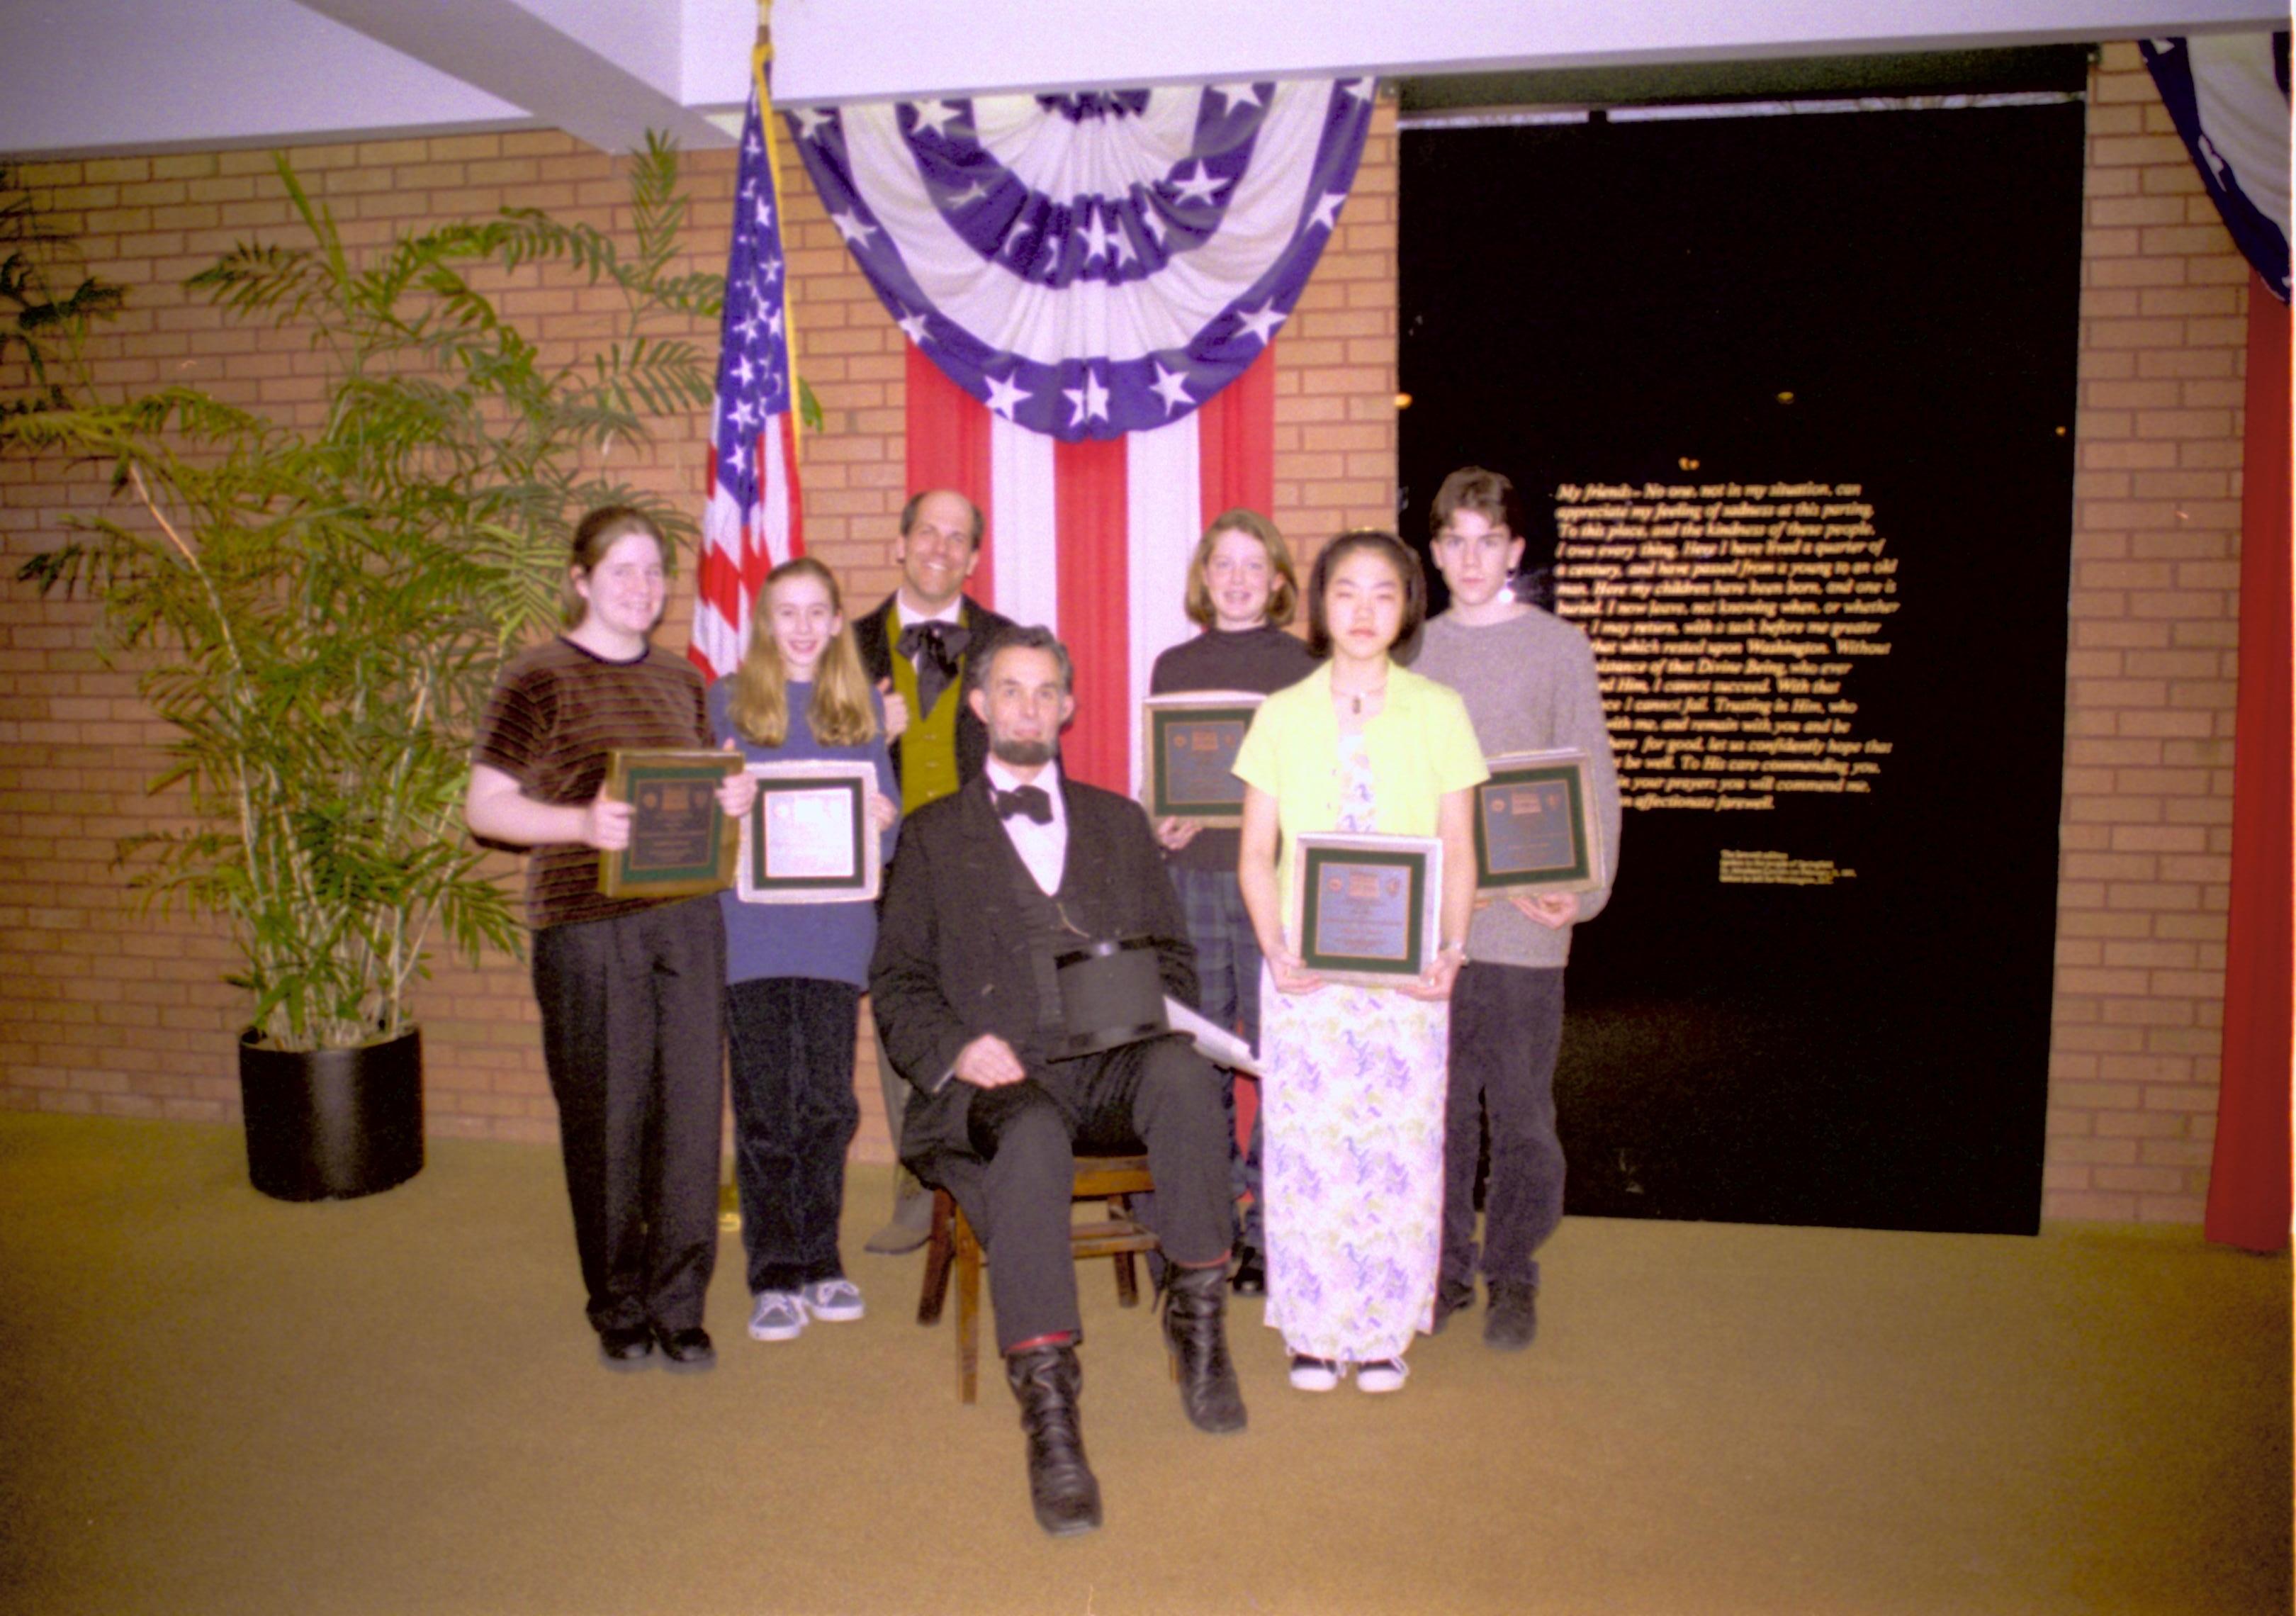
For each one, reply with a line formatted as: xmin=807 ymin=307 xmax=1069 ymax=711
xmin=755 ymin=5 xmax=799 ymax=454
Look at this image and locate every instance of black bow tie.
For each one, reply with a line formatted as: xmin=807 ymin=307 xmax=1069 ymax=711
xmin=992 ymin=784 xmax=1053 ymax=824
xmin=896 ymin=620 xmax=969 ymax=713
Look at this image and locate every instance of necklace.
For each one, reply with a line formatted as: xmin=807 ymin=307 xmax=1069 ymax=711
xmin=1335 ymin=676 xmax=1387 ymax=716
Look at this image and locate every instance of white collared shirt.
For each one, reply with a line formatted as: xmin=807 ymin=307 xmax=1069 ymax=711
xmin=895 ymin=591 xmax=964 ymax=668
xmin=984 ymin=757 xmax=1067 ymax=895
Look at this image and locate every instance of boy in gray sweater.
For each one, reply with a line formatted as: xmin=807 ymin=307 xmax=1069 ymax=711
xmin=1409 ymin=467 xmax=1621 ymax=1350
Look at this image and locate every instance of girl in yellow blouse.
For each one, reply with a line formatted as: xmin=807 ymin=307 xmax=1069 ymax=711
xmin=1233 ymin=530 xmax=1485 ymax=1393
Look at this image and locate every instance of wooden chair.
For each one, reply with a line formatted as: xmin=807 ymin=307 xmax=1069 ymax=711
xmin=914 ymin=1153 xmax=1159 ymax=1403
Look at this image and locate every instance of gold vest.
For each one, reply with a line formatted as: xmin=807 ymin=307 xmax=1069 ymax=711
xmin=889 ymin=605 xmax=964 ymax=813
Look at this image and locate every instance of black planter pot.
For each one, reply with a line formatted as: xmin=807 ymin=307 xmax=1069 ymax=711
xmin=237 ymin=1026 xmax=424 ymax=1201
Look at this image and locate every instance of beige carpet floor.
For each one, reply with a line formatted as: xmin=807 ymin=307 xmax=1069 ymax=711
xmin=0 ymin=1111 xmax=2286 ymax=1615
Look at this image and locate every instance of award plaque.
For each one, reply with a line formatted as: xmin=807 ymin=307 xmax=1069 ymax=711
xmin=1291 ymin=832 xmax=1442 ymax=989
xmin=737 ymin=760 xmax=882 ymax=904
xmin=1473 ymin=748 xmax=1601 ymax=894
xmin=597 ymin=751 xmax=741 ymax=899
xmin=1139 ymin=691 xmax=1264 ymax=826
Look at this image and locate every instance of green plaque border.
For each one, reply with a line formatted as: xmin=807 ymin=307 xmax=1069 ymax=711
xmin=1295 ymin=839 xmax=1434 ymax=982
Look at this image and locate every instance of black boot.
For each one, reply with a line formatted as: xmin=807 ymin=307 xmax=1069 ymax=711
xmin=1005 ymin=1343 xmax=1102 ymax=1537
xmin=1161 ymin=1262 xmax=1248 ymax=1434
xmin=1230 ymin=1243 xmax=1266 ymax=1295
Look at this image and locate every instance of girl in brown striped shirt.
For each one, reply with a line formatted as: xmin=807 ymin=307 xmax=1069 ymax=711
xmin=467 ymin=505 xmax=755 ymax=1374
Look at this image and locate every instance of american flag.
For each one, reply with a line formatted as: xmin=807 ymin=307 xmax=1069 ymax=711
xmin=690 ymin=62 xmax=803 ymax=681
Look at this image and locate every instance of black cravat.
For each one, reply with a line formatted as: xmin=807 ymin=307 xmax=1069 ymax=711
xmin=895 ymin=619 xmax=969 ymax=713
xmin=991 ymin=784 xmax=1053 ymax=824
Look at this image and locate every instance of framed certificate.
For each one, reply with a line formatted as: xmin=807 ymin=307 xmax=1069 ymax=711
xmin=1139 ymin=691 xmax=1264 ymax=826
xmin=1473 ymin=748 xmax=1602 ymax=894
xmin=736 ymin=760 xmax=882 ymax=904
xmin=1290 ymin=832 xmax=1442 ymax=989
xmin=597 ymin=751 xmax=742 ymax=899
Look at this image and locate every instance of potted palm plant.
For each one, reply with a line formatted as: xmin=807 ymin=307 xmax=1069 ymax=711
xmin=6 ymin=142 xmax=721 ymax=1198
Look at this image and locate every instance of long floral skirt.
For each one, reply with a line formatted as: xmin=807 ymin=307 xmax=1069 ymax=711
xmin=1258 ymin=967 xmax=1448 ymax=1364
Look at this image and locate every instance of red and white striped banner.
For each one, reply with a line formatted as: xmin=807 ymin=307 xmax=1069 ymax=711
xmin=906 ymin=343 xmax=1276 ymax=793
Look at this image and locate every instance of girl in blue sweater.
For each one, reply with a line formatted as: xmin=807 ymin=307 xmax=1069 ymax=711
xmin=711 ymin=557 xmax=901 ymax=1343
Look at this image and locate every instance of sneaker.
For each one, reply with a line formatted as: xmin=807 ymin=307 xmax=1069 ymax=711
xmin=1431 ymin=1279 xmax=1475 ymax=1335
xmin=801 ymin=1277 xmax=866 ymax=1323
xmin=747 ymin=1290 xmax=807 ymax=1342
xmin=1356 ymin=1357 xmax=1409 ymax=1393
xmin=1484 ymin=1281 xmax=1538 ymax=1352
xmin=1288 ymin=1354 xmax=1343 ymax=1392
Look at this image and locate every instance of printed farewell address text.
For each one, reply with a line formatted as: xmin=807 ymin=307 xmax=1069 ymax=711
xmin=1551 ymin=480 xmax=1897 ymax=815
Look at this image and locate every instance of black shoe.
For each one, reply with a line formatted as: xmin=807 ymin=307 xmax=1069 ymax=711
xmin=598 ymin=1323 xmax=655 ymax=1371
xmin=863 ymin=1188 xmax=933 ymax=1255
xmin=1006 ymin=1345 xmax=1102 ymax=1536
xmin=1161 ymin=1263 xmax=1248 ymax=1435
xmin=1430 ymin=1279 xmax=1475 ymax=1335
xmin=1229 ymin=1245 xmax=1266 ymax=1296
xmin=655 ymin=1325 xmax=717 ymax=1372
xmin=1485 ymin=1281 xmax=1538 ymax=1351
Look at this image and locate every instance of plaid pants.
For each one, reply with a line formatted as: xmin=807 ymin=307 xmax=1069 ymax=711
xmin=1169 ymin=863 xmax=1264 ymax=1249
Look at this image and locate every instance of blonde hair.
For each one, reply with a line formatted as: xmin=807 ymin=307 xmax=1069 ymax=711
xmin=1183 ymin=507 xmax=1300 ymax=630
xmin=725 ymin=557 xmax=880 ymax=748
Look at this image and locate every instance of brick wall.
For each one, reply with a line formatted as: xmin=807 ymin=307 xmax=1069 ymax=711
xmin=0 ymin=62 xmax=2251 ymax=1220
xmin=0 ymin=133 xmax=745 ymax=1137
xmin=2044 ymin=42 xmax=2251 ymax=1222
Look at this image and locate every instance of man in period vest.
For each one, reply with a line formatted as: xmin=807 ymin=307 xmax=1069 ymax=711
xmin=854 ymin=488 xmax=1016 ymax=1251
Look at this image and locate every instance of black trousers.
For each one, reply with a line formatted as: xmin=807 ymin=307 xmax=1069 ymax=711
xmin=530 ymin=896 xmax=725 ymax=1335
xmin=726 ymin=976 xmax=862 ymax=1294
xmin=962 ymin=1035 xmax=1231 ymax=1353
xmin=1441 ymin=961 xmax=1568 ymax=1297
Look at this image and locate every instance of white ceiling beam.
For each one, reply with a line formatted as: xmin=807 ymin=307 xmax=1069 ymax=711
xmin=0 ymin=0 xmax=527 ymax=161
xmin=768 ymin=0 xmax=2290 ymax=103
xmin=1 ymin=0 xmax=2282 ymax=162
xmin=291 ymin=0 xmax=735 ymax=152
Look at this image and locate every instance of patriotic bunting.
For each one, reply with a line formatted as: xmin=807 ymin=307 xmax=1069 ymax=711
xmin=790 ymin=80 xmax=1371 ymax=789
xmin=788 ymin=80 xmax=1373 ymax=439
xmin=2142 ymin=33 xmax=2291 ymax=303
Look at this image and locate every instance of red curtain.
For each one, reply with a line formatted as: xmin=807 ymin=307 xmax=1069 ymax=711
xmin=2205 ymin=271 xmax=2292 ymax=1252
xmin=1052 ymin=437 xmax=1130 ymax=790
xmin=1198 ymin=347 xmax=1277 ymax=523
xmin=904 ymin=344 xmax=998 ymax=599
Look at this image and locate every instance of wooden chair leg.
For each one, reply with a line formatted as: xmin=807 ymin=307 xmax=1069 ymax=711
xmin=955 ymin=1212 xmax=982 ymax=1405
xmin=929 ymin=1162 xmax=1161 ymax=1403
xmin=916 ymin=1187 xmax=955 ymax=1325
xmin=1110 ymin=1194 xmax=1140 ymax=1307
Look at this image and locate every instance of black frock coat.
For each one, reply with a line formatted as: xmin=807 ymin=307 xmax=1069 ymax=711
xmin=867 ymin=770 xmax=1200 ymax=1209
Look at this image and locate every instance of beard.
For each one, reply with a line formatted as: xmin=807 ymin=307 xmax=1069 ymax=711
xmin=989 ymin=735 xmax=1056 ymax=769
